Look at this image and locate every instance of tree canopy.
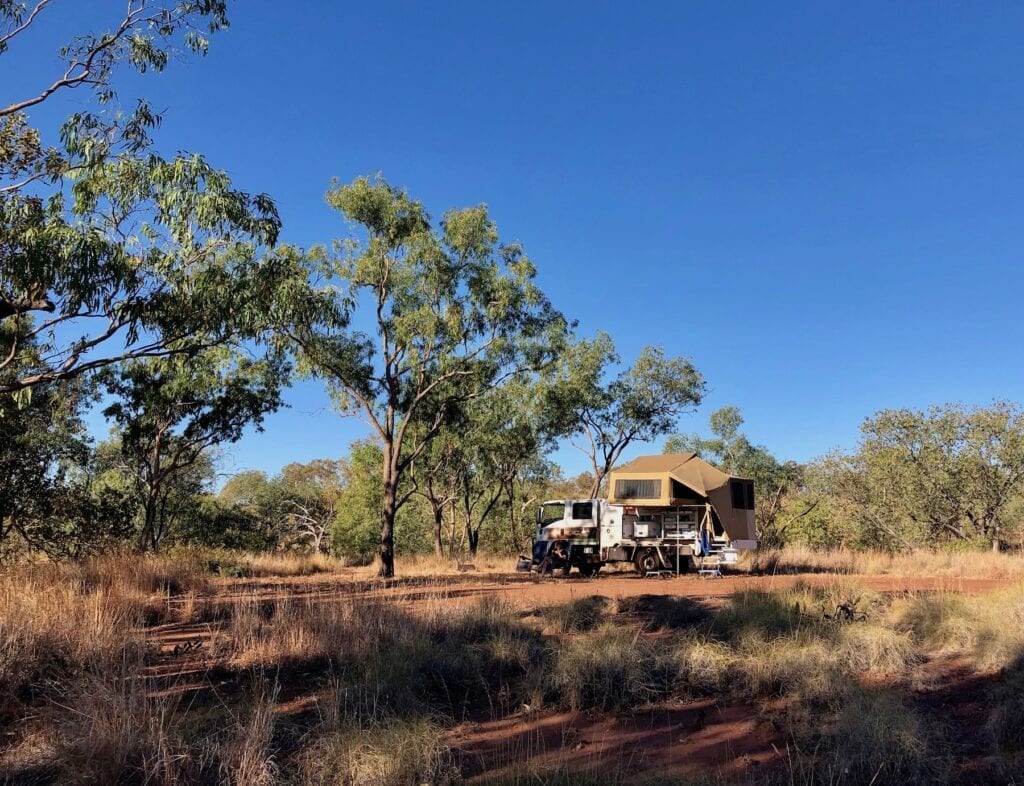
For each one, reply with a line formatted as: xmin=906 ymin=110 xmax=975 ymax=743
xmin=289 ymin=175 xmax=567 ymax=576
xmin=0 ymin=1 xmax=305 ymax=396
xmin=546 ymin=332 xmax=704 ymax=497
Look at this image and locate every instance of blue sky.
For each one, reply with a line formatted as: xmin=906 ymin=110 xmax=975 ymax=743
xmin=10 ymin=2 xmax=1024 ymax=478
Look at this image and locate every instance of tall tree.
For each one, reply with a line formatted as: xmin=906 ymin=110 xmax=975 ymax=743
xmin=1 ymin=2 xmax=300 ymax=396
xmin=101 ymin=348 xmax=287 ymax=550
xmin=545 ymin=332 xmax=704 ymax=497
xmin=290 ymin=176 xmax=566 ymax=576
xmin=0 ymin=322 xmax=106 ymax=556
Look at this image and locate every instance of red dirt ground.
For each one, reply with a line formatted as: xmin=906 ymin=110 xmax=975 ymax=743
xmin=142 ymin=570 xmax=1018 ymax=784
xmin=179 ymin=570 xmax=1014 ymax=614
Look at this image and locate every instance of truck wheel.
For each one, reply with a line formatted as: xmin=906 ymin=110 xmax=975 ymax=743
xmin=635 ymin=550 xmax=660 ymax=577
xmin=579 ymin=563 xmax=600 ymax=578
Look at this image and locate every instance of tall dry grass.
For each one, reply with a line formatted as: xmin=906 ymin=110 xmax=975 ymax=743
xmin=892 ymin=583 xmax=1024 ymax=669
xmin=750 ymin=544 xmax=1024 ymax=579
xmin=3 ymin=548 xmax=1022 ymax=784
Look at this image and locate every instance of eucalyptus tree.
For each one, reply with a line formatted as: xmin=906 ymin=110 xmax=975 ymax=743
xmin=1 ymin=1 xmax=295 ymax=396
xmin=545 ymin=332 xmax=704 ymax=498
xmin=408 ymin=377 xmax=552 ymax=557
xmin=277 ymin=459 xmax=346 ymax=553
xmin=101 ymin=348 xmax=288 ymax=551
xmin=410 ymin=427 xmax=462 ymax=557
xmin=0 ymin=323 xmax=92 ymax=555
xmin=291 ymin=176 xmax=567 ymax=576
xmin=844 ymin=402 xmax=1024 ymax=550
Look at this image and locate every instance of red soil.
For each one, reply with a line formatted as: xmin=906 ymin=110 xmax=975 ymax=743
xmin=140 ymin=569 xmax=1018 ymax=783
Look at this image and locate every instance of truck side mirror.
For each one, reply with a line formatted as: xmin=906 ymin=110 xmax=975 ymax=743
xmin=535 ymin=507 xmax=542 ymax=525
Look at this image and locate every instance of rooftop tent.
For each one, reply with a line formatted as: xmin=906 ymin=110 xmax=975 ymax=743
xmin=607 ymin=453 xmax=756 ymax=543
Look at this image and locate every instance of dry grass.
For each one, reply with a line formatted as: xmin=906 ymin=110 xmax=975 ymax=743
xmin=3 ymin=549 xmax=1023 ymax=784
xmin=548 ymin=625 xmax=673 ymax=710
xmin=225 ymin=594 xmax=366 ymax=669
xmin=209 ymin=550 xmax=349 ymax=578
xmin=0 ymin=567 xmax=144 ymax=703
xmin=892 ymin=584 xmax=1024 ymax=669
xmin=750 ymin=544 xmax=1024 ymax=579
xmin=668 ymin=584 xmax=919 ymax=710
xmin=541 ymin=594 xmax=611 ymax=633
xmin=218 ymin=679 xmax=280 ymax=786
xmin=51 ymin=673 xmax=191 ymax=785
xmin=353 ymin=551 xmax=515 ymax=578
xmin=296 ymin=719 xmax=458 ymax=786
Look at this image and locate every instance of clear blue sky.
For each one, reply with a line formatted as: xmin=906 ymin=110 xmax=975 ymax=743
xmin=11 ymin=2 xmax=1024 ymax=478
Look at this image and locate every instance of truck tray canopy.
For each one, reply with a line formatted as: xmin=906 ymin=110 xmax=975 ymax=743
xmin=607 ymin=453 xmax=756 ymax=543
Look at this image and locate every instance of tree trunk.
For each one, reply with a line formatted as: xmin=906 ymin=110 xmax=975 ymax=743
xmin=140 ymin=491 xmax=159 ymax=552
xmin=466 ymin=524 xmax=480 ymax=556
xmin=507 ymin=482 xmax=519 ymax=551
xmin=433 ymin=506 xmax=444 ymax=557
xmin=379 ymin=448 xmax=397 ymax=578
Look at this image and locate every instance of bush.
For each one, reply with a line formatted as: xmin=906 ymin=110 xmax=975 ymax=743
xmin=298 ymin=719 xmax=459 ymax=786
xmin=548 ymin=627 xmax=671 ymax=711
xmin=542 ymin=595 xmax=610 ymax=633
xmin=810 ymin=690 xmax=950 ymax=785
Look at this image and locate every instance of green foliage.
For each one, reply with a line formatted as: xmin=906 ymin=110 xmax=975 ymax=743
xmin=330 ymin=439 xmax=431 ymax=563
xmin=546 ymin=332 xmax=704 ymax=496
xmin=100 ymin=349 xmax=287 ymax=550
xmin=0 ymin=324 xmax=134 ymax=559
xmin=219 ymin=460 xmax=347 ymax=553
xmin=820 ymin=402 xmax=1024 ymax=549
xmin=410 ymin=379 xmax=555 ymax=556
xmin=293 ymin=175 xmax=567 ymax=576
xmin=0 ymin=2 xmax=317 ymax=396
xmin=171 ymin=494 xmax=277 ymax=551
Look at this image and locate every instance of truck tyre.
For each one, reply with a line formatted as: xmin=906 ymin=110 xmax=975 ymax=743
xmin=579 ymin=563 xmax=601 ymax=578
xmin=634 ymin=550 xmax=660 ymax=577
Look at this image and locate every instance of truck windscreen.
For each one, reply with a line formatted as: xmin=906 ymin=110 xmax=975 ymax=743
xmin=538 ymin=503 xmax=564 ymax=526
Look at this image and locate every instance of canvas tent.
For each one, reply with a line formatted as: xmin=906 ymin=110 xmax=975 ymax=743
xmin=607 ymin=453 xmax=756 ymax=543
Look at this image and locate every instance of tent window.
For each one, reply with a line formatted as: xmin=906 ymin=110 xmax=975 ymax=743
xmin=615 ymin=479 xmax=661 ymax=499
xmin=571 ymin=502 xmax=593 ymax=520
xmin=730 ymin=479 xmax=754 ymax=510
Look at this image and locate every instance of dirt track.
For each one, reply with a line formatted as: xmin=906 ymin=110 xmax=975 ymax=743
xmin=444 ymin=571 xmax=1014 ymax=608
xmin=204 ymin=569 xmax=1017 ymax=613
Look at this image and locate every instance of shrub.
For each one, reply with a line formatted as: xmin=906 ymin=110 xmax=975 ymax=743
xmin=548 ymin=626 xmax=671 ymax=711
xmin=810 ymin=690 xmax=950 ymax=785
xmin=543 ymin=595 xmax=610 ymax=633
xmin=616 ymin=595 xmax=710 ymax=630
xmin=298 ymin=719 xmax=458 ymax=786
